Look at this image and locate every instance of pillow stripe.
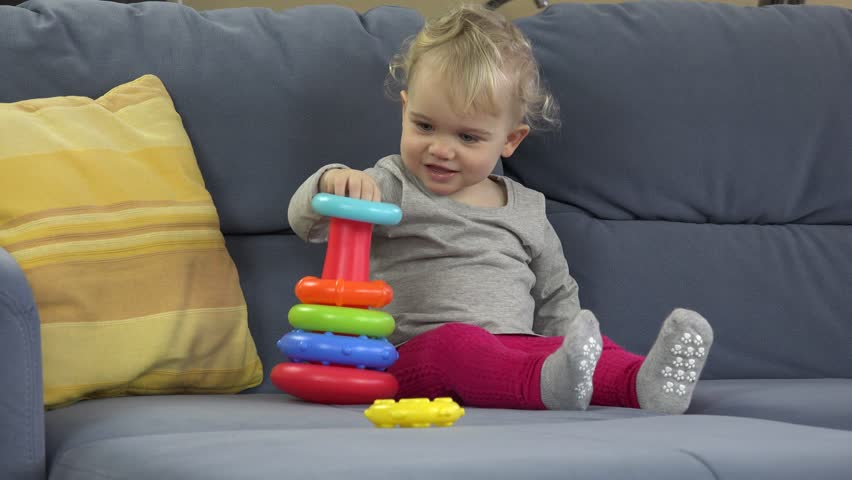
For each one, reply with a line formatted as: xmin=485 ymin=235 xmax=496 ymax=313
xmin=0 ymin=147 xmax=210 ymax=208
xmin=0 ymin=203 xmax=217 ymax=240
xmin=42 ymin=307 xmax=260 ymax=405
xmin=27 ymin=249 xmax=246 ymax=324
xmin=11 ymin=229 xmax=224 ymax=270
xmin=4 ymin=223 xmax=220 ymax=252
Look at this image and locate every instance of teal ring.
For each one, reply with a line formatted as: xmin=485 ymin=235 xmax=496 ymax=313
xmin=311 ymin=193 xmax=402 ymax=225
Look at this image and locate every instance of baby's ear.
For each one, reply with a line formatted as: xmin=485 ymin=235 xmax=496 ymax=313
xmin=502 ymin=124 xmax=530 ymax=158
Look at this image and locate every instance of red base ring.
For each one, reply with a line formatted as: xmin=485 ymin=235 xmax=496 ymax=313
xmin=270 ymin=362 xmax=399 ymax=404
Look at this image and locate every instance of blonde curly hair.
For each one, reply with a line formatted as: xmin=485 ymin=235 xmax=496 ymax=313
xmin=388 ymin=4 xmax=560 ymax=132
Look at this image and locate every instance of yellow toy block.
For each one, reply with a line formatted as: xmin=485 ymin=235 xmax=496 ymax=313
xmin=364 ymin=397 xmax=465 ymax=428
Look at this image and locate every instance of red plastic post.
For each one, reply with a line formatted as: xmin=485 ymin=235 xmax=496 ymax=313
xmin=321 ymin=217 xmax=372 ymax=282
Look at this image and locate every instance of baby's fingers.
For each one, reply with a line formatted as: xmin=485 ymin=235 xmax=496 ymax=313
xmin=350 ymin=175 xmax=381 ymax=202
xmin=332 ymin=174 xmax=349 ymax=198
xmin=359 ymin=178 xmax=382 ymax=202
xmin=348 ymin=177 xmax=363 ymax=200
xmin=319 ymin=170 xmax=380 ymax=202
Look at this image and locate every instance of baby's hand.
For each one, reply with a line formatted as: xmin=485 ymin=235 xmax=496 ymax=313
xmin=319 ymin=168 xmax=382 ymax=202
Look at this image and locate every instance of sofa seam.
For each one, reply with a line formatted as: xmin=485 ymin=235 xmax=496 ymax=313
xmin=50 ymin=460 xmax=121 ymax=480
xmin=676 ymin=448 xmax=721 ymax=480
xmin=546 ymin=210 xmax=852 ymax=227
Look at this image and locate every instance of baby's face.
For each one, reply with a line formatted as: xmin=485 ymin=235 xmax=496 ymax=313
xmin=399 ymin=61 xmax=529 ymax=206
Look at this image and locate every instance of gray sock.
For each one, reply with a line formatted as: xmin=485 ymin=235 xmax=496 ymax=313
xmin=540 ymin=310 xmax=602 ymax=410
xmin=636 ymin=308 xmax=714 ymax=414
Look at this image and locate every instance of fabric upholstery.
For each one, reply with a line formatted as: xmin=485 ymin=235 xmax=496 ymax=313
xmin=689 ymin=378 xmax=852 ymax=430
xmin=510 ymin=3 xmax=852 ymax=380
xmin=224 ymin=234 xmax=325 ymax=392
xmin=1 ymin=1 xmax=852 ymax=479
xmin=0 ymin=248 xmax=45 ymax=480
xmin=0 ymin=0 xmax=424 ymax=235
xmin=0 ymin=74 xmax=262 ymax=408
xmin=46 ymin=395 xmax=852 ymax=480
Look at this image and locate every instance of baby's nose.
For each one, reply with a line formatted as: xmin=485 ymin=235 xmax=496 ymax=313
xmin=428 ymin=141 xmax=454 ymax=160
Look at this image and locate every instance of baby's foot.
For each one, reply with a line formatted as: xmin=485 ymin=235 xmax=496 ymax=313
xmin=636 ymin=308 xmax=713 ymax=414
xmin=540 ymin=310 xmax=602 ymax=410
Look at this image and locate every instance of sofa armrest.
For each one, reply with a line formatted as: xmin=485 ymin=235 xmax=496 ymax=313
xmin=0 ymin=247 xmax=45 ymax=480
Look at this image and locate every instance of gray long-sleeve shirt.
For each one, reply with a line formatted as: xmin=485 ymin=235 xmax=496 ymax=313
xmin=288 ymin=154 xmax=582 ymax=345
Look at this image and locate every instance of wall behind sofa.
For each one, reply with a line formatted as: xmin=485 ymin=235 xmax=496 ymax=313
xmin=179 ymin=0 xmax=852 ymax=17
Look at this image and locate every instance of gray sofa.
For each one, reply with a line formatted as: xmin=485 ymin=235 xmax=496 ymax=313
xmin=2 ymin=0 xmax=852 ymax=478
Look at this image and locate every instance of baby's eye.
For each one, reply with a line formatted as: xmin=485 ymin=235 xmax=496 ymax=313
xmin=415 ymin=122 xmax=433 ymax=132
xmin=459 ymin=133 xmax=479 ymax=144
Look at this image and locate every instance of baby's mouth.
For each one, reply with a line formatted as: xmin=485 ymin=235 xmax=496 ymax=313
xmin=426 ymin=164 xmax=458 ymax=180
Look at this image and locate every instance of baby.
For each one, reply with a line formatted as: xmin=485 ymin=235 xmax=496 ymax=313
xmin=289 ymin=4 xmax=713 ymax=413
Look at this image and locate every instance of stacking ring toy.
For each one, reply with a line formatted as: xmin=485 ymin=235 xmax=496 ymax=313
xmin=288 ymin=304 xmax=395 ymax=338
xmin=311 ymin=193 xmax=402 ymax=225
xmin=272 ymin=193 xmax=403 ymax=404
xmin=278 ymin=330 xmax=399 ymax=370
xmin=271 ymin=363 xmax=399 ymax=405
xmin=295 ymin=276 xmax=393 ymax=308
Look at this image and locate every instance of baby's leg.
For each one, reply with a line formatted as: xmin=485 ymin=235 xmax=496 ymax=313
xmin=389 ymin=322 xmax=563 ymax=409
xmin=636 ymin=308 xmax=714 ymax=414
xmin=590 ymin=337 xmax=644 ymax=408
xmin=539 ymin=310 xmax=603 ymax=410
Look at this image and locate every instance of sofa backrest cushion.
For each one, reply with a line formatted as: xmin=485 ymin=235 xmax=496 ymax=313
xmin=0 ymin=0 xmax=422 ymax=235
xmin=512 ymin=3 xmax=852 ymax=379
xmin=3 ymin=0 xmax=850 ymax=382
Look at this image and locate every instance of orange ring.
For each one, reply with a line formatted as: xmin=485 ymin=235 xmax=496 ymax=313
xmin=295 ymin=276 xmax=393 ymax=308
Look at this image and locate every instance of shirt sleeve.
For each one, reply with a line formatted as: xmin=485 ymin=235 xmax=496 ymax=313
xmin=530 ymin=219 xmax=583 ymax=337
xmin=287 ymin=163 xmax=348 ymax=243
xmin=364 ymin=158 xmax=403 ymax=207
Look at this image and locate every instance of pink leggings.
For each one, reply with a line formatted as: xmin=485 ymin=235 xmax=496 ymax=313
xmin=387 ymin=322 xmax=644 ymax=409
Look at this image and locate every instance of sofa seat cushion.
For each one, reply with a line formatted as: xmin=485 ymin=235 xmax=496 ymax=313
xmin=46 ymin=395 xmax=852 ymax=480
xmin=689 ymin=378 xmax=852 ymax=430
xmin=44 ymin=394 xmax=657 ymax=467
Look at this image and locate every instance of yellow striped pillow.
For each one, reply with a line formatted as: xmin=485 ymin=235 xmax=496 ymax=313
xmin=0 ymin=75 xmax=263 ymax=409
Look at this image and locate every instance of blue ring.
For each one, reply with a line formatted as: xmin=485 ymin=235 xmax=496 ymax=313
xmin=277 ymin=330 xmax=399 ymax=370
xmin=311 ymin=193 xmax=402 ymax=225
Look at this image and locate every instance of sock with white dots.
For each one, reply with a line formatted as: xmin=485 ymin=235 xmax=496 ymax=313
xmin=540 ymin=310 xmax=603 ymax=410
xmin=636 ymin=308 xmax=714 ymax=414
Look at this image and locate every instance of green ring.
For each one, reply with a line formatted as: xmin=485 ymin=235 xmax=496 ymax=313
xmin=288 ymin=304 xmax=395 ymax=338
